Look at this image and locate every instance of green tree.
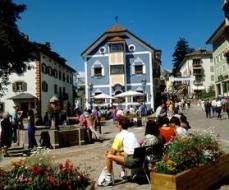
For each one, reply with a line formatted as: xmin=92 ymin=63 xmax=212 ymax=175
xmin=0 ymin=0 xmax=34 ymax=96
xmin=172 ymin=37 xmax=193 ymax=76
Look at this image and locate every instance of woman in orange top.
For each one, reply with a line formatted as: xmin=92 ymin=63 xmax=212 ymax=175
xmin=159 ymin=117 xmax=176 ymax=143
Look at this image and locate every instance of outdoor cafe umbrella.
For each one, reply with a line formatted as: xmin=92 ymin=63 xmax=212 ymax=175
xmin=114 ymin=90 xmax=144 ymax=109
xmin=94 ymin=93 xmax=116 ymax=99
xmin=114 ymin=90 xmax=144 ymax=98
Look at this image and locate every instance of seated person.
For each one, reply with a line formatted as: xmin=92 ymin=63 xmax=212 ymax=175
xmin=140 ymin=120 xmax=164 ymax=147
xmin=169 ymin=116 xmax=189 ymax=137
xmin=102 ymin=116 xmax=140 ymax=186
xmin=159 ymin=118 xmax=176 ymax=143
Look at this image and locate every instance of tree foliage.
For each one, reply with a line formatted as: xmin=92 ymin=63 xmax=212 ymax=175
xmin=0 ymin=0 xmax=34 ymax=96
xmin=172 ymin=37 xmax=193 ymax=76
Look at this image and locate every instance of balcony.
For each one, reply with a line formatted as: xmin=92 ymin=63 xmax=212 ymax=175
xmin=192 ymin=64 xmax=202 ymax=69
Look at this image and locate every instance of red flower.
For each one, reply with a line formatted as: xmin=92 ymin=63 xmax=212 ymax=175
xmin=31 ymin=164 xmax=43 ymax=175
xmin=47 ymin=176 xmax=58 ymax=187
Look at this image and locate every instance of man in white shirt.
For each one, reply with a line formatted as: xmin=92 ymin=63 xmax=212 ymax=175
xmin=100 ymin=115 xmax=140 ymax=186
xmin=211 ymin=99 xmax=217 ymax=117
xmin=216 ymin=98 xmax=222 ymax=119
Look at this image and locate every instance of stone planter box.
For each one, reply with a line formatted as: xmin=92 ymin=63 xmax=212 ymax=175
xmin=18 ymin=125 xmax=86 ymax=149
xmin=151 ymin=153 xmax=229 ymax=190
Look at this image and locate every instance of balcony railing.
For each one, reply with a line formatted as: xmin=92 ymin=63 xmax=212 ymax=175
xmin=192 ymin=64 xmax=202 ymax=69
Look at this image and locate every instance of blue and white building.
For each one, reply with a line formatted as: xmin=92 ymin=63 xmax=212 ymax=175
xmin=81 ymin=24 xmax=161 ymax=110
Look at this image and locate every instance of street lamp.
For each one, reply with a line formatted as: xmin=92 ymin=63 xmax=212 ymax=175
xmin=141 ymin=79 xmax=147 ymax=103
xmin=88 ymin=82 xmax=93 ymax=110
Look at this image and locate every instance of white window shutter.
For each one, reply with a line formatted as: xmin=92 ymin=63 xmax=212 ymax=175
xmin=143 ymin=64 xmax=146 ymax=74
xmin=102 ymin=66 xmax=104 ymax=76
xmin=91 ymin=67 xmax=94 ymax=76
xmin=131 ymin=65 xmax=135 ymax=74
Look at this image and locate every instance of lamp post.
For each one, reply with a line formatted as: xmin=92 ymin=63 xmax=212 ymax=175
xmin=141 ymin=79 xmax=147 ymax=103
xmin=88 ymin=82 xmax=93 ymax=110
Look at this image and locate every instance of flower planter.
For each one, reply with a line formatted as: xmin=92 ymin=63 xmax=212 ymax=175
xmin=151 ymin=153 xmax=229 ymax=190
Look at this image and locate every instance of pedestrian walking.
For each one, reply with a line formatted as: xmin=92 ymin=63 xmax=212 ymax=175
xmin=204 ymin=100 xmax=211 ymax=118
xmin=216 ymin=98 xmax=222 ymax=119
xmin=11 ymin=105 xmax=19 ymax=143
xmin=211 ymin=99 xmax=217 ymax=117
xmin=27 ymin=110 xmax=37 ymax=150
xmin=226 ymin=98 xmax=229 ymax=120
xmin=0 ymin=112 xmax=12 ymax=156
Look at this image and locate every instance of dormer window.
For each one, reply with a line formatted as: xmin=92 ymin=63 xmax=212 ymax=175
xmin=99 ymin=47 xmax=106 ymax=54
xmin=110 ymin=43 xmax=124 ymax=53
xmin=128 ymin=44 xmax=136 ymax=52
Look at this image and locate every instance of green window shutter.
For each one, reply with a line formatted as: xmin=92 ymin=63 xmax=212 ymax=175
xmin=12 ymin=83 xmax=16 ymax=92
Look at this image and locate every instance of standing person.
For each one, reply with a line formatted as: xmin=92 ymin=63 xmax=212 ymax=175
xmin=0 ymin=112 xmax=12 ymax=156
xmin=11 ymin=106 xmax=19 ymax=143
xmin=111 ymin=106 xmax=117 ymax=124
xmin=211 ymin=99 xmax=217 ymax=118
xmin=27 ymin=110 xmax=37 ymax=150
xmin=92 ymin=106 xmax=101 ymax=134
xmin=204 ymin=100 xmax=211 ymax=118
xmin=226 ymin=97 xmax=229 ymax=120
xmin=216 ymin=98 xmax=222 ymax=119
xmin=155 ymin=101 xmax=167 ymax=126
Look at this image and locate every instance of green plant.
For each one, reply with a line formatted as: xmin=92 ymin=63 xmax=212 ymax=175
xmin=2 ymin=149 xmax=90 ymax=190
xmin=155 ymin=132 xmax=224 ymax=174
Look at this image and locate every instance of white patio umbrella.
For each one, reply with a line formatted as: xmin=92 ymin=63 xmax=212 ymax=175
xmin=115 ymin=90 xmax=144 ymax=98
xmin=115 ymin=90 xmax=144 ymax=109
xmin=94 ymin=93 xmax=116 ymax=99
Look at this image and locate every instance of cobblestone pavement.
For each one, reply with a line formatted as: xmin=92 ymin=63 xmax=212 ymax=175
xmin=0 ymin=105 xmax=229 ymax=190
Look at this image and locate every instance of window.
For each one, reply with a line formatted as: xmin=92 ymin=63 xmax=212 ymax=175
xmin=210 ymin=66 xmax=214 ymax=72
xmin=59 ymin=71 xmax=61 ymax=80
xmin=110 ymin=65 xmax=124 ymax=74
xmin=63 ymin=73 xmax=66 ymax=82
xmin=59 ymin=87 xmax=62 ymax=96
xmin=30 ymin=102 xmax=35 ymax=109
xmin=12 ymin=81 xmax=27 ymax=92
xmin=134 ymin=65 xmax=143 ymax=74
xmin=0 ymin=102 xmax=5 ymax=113
xmin=63 ymin=87 xmax=66 ymax=94
xmin=67 ymin=75 xmax=69 ymax=83
xmin=132 ymin=57 xmax=145 ymax=75
xmin=94 ymin=67 xmax=102 ymax=76
xmin=91 ymin=61 xmax=104 ymax=77
xmin=110 ymin=43 xmax=124 ymax=53
xmin=42 ymin=81 xmax=48 ymax=92
xmin=128 ymin=44 xmax=136 ymax=52
xmin=211 ymin=75 xmax=214 ymax=81
xmin=54 ymin=84 xmax=58 ymax=94
xmin=42 ymin=63 xmax=46 ymax=73
xmin=99 ymin=47 xmax=106 ymax=54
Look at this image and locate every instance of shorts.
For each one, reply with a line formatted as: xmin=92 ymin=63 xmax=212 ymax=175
xmin=124 ymin=155 xmax=141 ymax=168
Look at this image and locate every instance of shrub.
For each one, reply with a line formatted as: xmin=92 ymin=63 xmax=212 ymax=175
xmin=2 ymin=149 xmax=91 ymax=190
xmin=155 ymin=131 xmax=224 ymax=174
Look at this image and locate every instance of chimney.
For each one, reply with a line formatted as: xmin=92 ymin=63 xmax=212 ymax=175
xmin=45 ymin=42 xmax=51 ymax=48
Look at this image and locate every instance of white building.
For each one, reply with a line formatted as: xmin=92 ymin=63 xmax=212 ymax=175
xmin=0 ymin=42 xmax=75 ymax=120
xmin=179 ymin=50 xmax=214 ymax=97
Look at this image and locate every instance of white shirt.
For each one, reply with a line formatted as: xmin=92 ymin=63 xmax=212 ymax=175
xmin=176 ymin=127 xmax=189 ymax=137
xmin=123 ymin=131 xmax=140 ymax=155
xmin=155 ymin=106 xmax=162 ymax=117
xmin=216 ymin=100 xmax=222 ymax=107
xmin=211 ymin=100 xmax=217 ymax=107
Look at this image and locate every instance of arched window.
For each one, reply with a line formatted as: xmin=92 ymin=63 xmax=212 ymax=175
xmin=41 ymin=63 xmax=46 ymax=73
xmin=132 ymin=57 xmax=146 ymax=75
xmin=42 ymin=81 xmax=48 ymax=92
xmin=91 ymin=60 xmax=104 ymax=77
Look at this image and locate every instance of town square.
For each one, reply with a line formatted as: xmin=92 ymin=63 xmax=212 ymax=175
xmin=0 ymin=0 xmax=229 ymax=189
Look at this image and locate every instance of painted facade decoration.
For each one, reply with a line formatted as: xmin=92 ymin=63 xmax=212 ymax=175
xmin=82 ymin=24 xmax=161 ymax=110
xmin=0 ymin=43 xmax=75 ymax=120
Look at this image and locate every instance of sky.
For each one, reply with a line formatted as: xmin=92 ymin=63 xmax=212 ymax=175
xmin=15 ymin=0 xmax=224 ymax=72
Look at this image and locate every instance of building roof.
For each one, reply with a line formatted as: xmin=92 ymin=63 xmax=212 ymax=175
xmin=8 ymin=93 xmax=37 ymax=100
xmin=81 ymin=24 xmax=161 ymax=56
xmin=106 ymin=24 xmax=127 ymax=33
xmin=179 ymin=49 xmax=212 ymax=69
xmin=206 ymin=21 xmax=225 ymax=44
xmin=33 ymin=42 xmax=76 ymax=72
xmin=106 ymin=36 xmax=125 ymax=43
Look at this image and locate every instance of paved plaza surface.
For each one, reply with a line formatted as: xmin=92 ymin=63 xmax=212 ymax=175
xmin=0 ymin=104 xmax=229 ymax=190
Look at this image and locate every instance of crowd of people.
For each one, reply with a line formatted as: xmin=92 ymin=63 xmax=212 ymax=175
xmin=200 ymin=97 xmax=229 ymax=120
xmin=0 ymin=106 xmax=37 ymax=156
xmin=99 ymin=99 xmax=191 ymax=186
